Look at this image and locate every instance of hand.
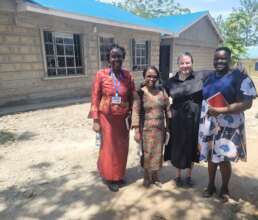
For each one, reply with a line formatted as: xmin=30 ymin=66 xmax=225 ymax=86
xmin=207 ymin=106 xmax=227 ymax=117
xmin=92 ymin=120 xmax=101 ymax=132
xmin=134 ymin=128 xmax=141 ymax=143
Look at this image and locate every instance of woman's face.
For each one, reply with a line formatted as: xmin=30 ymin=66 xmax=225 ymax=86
xmin=213 ymin=50 xmax=230 ymax=73
xmin=109 ymin=48 xmax=123 ymax=71
xmin=178 ymin=55 xmax=193 ymax=76
xmin=144 ymin=68 xmax=158 ymax=89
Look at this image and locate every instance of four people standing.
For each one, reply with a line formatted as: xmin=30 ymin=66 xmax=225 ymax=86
xmin=89 ymin=44 xmax=256 ymax=201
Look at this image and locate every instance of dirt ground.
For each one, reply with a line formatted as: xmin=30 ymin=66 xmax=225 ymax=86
xmin=1 ymin=86 xmax=258 ymax=220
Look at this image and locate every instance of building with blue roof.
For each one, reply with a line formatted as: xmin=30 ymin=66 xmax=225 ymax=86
xmin=0 ymin=0 xmax=222 ymax=108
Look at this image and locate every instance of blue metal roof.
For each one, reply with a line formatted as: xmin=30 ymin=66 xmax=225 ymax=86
xmin=150 ymin=11 xmax=209 ymax=33
xmin=27 ymin=1 xmax=214 ymax=36
xmin=28 ymin=0 xmax=165 ymax=32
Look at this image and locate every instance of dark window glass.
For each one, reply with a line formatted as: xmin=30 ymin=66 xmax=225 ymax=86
xmin=45 ymin=44 xmax=54 ymax=55
xmin=64 ymin=38 xmax=73 ymax=44
xmin=56 ymin=37 xmax=63 ymax=44
xmin=76 ymin=67 xmax=83 ymax=74
xmin=47 ymin=56 xmax=56 ymax=68
xmin=48 ymin=68 xmax=56 ymax=76
xmin=65 ymin=45 xmax=74 ymax=55
xmin=58 ymin=57 xmax=65 ymax=67
xmin=66 ymin=57 xmax=75 ymax=67
xmin=67 ymin=68 xmax=76 ymax=75
xmin=44 ymin=31 xmax=53 ymax=43
xmin=56 ymin=45 xmax=64 ymax=55
xmin=57 ymin=68 xmax=66 ymax=75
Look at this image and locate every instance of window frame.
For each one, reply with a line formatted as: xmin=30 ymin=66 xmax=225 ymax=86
xmin=41 ymin=30 xmax=84 ymax=78
xmin=132 ymin=39 xmax=150 ymax=71
xmin=98 ymin=34 xmax=115 ymax=69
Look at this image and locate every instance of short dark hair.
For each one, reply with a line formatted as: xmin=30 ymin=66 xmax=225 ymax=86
xmin=142 ymin=65 xmax=160 ymax=78
xmin=215 ymin=47 xmax=231 ymax=57
xmin=106 ymin=44 xmax=126 ymax=61
xmin=177 ymin=52 xmax=194 ymax=64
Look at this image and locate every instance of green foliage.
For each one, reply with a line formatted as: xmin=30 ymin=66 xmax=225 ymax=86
xmin=108 ymin=0 xmax=190 ymax=18
xmin=216 ymin=0 xmax=258 ymax=63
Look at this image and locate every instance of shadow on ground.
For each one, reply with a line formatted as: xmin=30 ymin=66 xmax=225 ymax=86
xmin=0 ymin=130 xmax=37 ymax=145
xmin=0 ymin=162 xmax=257 ymax=220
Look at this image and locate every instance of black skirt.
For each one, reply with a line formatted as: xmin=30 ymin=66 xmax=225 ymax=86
xmin=164 ymin=100 xmax=200 ymax=169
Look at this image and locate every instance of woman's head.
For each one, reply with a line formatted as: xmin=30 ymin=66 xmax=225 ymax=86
xmin=177 ymin=52 xmax=193 ymax=76
xmin=107 ymin=44 xmax=126 ymax=71
xmin=213 ymin=47 xmax=231 ymax=73
xmin=142 ymin=66 xmax=160 ymax=89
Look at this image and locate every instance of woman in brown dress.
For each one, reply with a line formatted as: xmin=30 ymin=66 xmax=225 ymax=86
xmin=131 ymin=66 xmax=171 ymax=187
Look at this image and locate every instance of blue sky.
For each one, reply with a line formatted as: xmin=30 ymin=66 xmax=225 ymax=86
xmin=100 ymin=0 xmax=242 ymax=18
xmin=178 ymin=0 xmax=241 ymax=17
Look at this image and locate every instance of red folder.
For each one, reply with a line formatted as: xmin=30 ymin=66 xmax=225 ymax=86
xmin=207 ymin=92 xmax=228 ymax=107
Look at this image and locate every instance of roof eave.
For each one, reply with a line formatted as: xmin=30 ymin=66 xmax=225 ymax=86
xmin=206 ymin=13 xmax=224 ymax=42
xmin=176 ymin=12 xmax=223 ymax=42
xmin=160 ymin=34 xmax=179 ymax=39
xmin=18 ymin=1 xmax=176 ymax=36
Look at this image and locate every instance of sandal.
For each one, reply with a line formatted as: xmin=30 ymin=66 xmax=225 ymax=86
xmin=219 ymin=188 xmax=230 ymax=202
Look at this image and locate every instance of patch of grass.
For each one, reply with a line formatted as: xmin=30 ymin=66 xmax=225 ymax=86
xmin=0 ymin=131 xmax=15 ymax=145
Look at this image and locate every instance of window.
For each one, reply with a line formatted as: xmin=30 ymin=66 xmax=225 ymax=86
xmin=99 ymin=36 xmax=114 ymax=68
xmin=255 ymin=62 xmax=258 ymax=71
xmin=43 ymin=31 xmax=83 ymax=77
xmin=132 ymin=39 xmax=150 ymax=71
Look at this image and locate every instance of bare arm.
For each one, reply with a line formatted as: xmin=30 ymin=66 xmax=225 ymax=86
xmin=208 ymin=100 xmax=253 ymax=116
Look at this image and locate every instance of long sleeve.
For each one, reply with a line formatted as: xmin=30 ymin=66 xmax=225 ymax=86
xmin=128 ymin=75 xmax=136 ymax=112
xmin=131 ymin=92 xmax=141 ymax=128
xmin=88 ymin=71 xmax=102 ymax=119
xmin=164 ymin=90 xmax=172 ymax=119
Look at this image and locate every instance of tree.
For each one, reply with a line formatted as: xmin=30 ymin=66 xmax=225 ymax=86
xmin=108 ymin=0 xmax=190 ymax=18
xmin=236 ymin=0 xmax=258 ymax=46
xmin=215 ymin=0 xmax=258 ymax=63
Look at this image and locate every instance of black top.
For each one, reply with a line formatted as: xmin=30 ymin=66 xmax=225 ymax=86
xmin=164 ymin=70 xmax=210 ymax=108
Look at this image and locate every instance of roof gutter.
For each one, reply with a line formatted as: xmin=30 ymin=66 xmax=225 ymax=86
xmin=17 ymin=1 xmax=177 ymax=36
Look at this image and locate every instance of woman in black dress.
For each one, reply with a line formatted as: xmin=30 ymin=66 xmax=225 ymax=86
xmin=164 ymin=52 xmax=205 ymax=187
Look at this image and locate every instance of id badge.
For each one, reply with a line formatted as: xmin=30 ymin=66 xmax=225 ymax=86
xmin=111 ymin=96 xmax=121 ymax=104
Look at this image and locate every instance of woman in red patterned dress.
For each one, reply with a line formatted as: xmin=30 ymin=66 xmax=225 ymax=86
xmin=88 ymin=44 xmax=135 ymax=192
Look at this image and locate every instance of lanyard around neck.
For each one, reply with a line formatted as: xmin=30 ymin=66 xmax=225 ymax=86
xmin=111 ymin=72 xmax=121 ymax=96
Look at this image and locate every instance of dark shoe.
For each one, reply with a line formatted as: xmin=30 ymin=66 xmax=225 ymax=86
xmin=107 ymin=182 xmax=119 ymax=192
xmin=185 ymin=177 xmax=194 ymax=187
xmin=174 ymin=177 xmax=183 ymax=187
xmin=202 ymin=186 xmax=216 ymax=197
xmin=117 ymin=179 xmax=126 ymax=187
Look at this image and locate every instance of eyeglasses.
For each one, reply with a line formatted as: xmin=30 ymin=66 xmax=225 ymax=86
xmin=146 ymin=75 xmax=158 ymax=79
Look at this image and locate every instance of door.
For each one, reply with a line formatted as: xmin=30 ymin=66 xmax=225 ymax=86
xmin=159 ymin=45 xmax=170 ymax=82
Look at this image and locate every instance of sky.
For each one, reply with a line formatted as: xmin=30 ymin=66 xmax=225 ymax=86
xmin=100 ymin=0 xmax=242 ymax=18
xmin=178 ymin=0 xmax=241 ymax=17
